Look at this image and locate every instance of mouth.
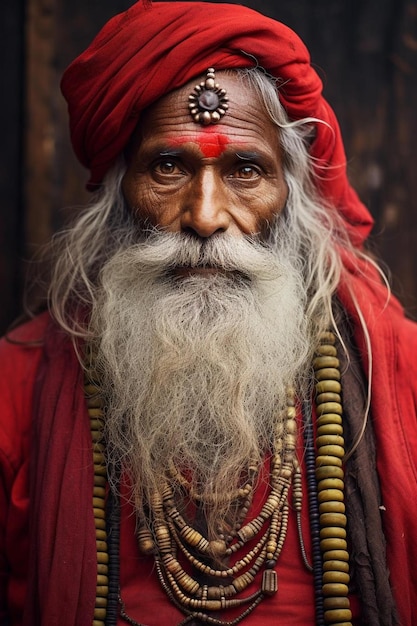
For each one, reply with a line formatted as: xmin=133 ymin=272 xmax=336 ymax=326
xmin=172 ymin=266 xmax=224 ymax=278
xmin=168 ymin=266 xmax=252 ymax=286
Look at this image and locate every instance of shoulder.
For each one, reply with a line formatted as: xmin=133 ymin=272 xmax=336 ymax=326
xmin=1 ymin=311 xmax=50 ymax=349
xmin=398 ymin=315 xmax=417 ymax=346
xmin=0 ymin=312 xmax=50 ymax=402
xmin=390 ymin=307 xmax=417 ymax=365
xmin=395 ymin=315 xmax=417 ymax=409
xmin=0 ymin=312 xmax=51 ymax=472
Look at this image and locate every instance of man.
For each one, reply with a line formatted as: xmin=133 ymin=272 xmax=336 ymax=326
xmin=1 ymin=1 xmax=416 ymax=625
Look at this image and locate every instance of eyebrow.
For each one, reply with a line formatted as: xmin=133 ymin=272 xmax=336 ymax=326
xmin=157 ymin=149 xmax=184 ymax=158
xmin=235 ymin=151 xmax=264 ymax=161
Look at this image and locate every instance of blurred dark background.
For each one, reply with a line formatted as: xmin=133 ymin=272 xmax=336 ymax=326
xmin=1 ymin=0 xmax=417 ymax=334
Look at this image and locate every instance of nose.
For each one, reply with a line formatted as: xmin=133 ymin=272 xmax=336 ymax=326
xmin=180 ymin=169 xmax=231 ymax=238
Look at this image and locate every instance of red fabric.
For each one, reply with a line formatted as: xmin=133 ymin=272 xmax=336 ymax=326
xmin=0 ymin=315 xmax=363 ymax=625
xmin=0 ymin=314 xmax=96 ymax=625
xmin=2 ymin=290 xmax=416 ymax=625
xmin=0 ymin=316 xmax=46 ymax=626
xmin=60 ymin=0 xmax=373 ymax=247
xmin=1 ymin=299 xmax=417 ymax=624
xmin=338 ymin=256 xmax=417 ymax=622
xmin=9 ymin=318 xmax=97 ymax=625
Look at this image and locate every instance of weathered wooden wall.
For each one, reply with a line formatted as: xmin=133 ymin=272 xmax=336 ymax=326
xmin=1 ymin=0 xmax=416 ymax=333
xmin=0 ymin=0 xmax=25 ymax=333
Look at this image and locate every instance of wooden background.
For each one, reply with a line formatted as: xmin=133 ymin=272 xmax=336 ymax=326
xmin=1 ymin=0 xmax=416 ymax=334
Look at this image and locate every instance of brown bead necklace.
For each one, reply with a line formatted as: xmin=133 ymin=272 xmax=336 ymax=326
xmin=84 ymin=331 xmax=352 ymax=626
xmin=133 ymin=391 xmax=301 ymax=625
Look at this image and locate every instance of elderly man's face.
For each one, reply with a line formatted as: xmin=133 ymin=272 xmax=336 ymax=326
xmin=122 ymin=72 xmax=288 ymax=238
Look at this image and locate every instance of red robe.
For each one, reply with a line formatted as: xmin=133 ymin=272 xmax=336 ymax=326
xmin=1 ymin=260 xmax=417 ymax=625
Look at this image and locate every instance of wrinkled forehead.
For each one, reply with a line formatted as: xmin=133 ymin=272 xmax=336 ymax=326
xmin=128 ymin=70 xmax=279 ymax=155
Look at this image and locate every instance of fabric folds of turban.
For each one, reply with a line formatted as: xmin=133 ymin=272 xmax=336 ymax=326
xmin=61 ymin=0 xmax=373 ymax=246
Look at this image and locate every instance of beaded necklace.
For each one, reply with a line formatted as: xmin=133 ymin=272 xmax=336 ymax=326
xmin=84 ymin=331 xmax=352 ymax=626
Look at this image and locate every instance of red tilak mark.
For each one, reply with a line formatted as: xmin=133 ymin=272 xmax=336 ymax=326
xmin=168 ymin=133 xmax=231 ymax=158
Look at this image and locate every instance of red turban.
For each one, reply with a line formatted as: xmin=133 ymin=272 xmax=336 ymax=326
xmin=61 ymin=0 xmax=373 ymax=245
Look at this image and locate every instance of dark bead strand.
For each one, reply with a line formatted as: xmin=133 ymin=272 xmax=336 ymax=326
xmin=118 ymin=594 xmax=146 ymax=626
xmin=302 ymin=399 xmax=325 ymax=626
xmin=105 ymin=468 xmax=121 ymax=626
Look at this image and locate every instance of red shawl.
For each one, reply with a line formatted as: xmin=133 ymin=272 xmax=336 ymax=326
xmin=23 ymin=328 xmax=96 ymax=623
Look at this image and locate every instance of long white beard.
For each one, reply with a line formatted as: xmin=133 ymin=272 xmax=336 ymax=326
xmin=89 ymin=231 xmax=314 ymax=532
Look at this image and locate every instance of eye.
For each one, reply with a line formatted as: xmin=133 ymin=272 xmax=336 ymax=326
xmin=153 ymin=159 xmax=183 ymax=176
xmin=230 ymin=165 xmax=261 ymax=180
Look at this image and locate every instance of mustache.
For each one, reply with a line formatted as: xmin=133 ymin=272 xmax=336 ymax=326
xmin=123 ymin=231 xmax=284 ymax=282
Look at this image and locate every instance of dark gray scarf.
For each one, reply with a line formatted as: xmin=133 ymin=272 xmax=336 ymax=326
xmin=339 ymin=323 xmax=399 ymax=626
